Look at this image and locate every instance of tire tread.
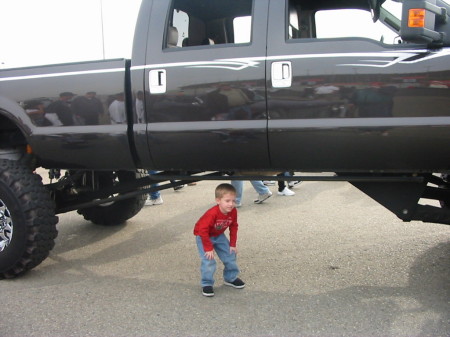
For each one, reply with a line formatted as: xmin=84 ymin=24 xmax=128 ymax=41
xmin=0 ymin=160 xmax=58 ymax=279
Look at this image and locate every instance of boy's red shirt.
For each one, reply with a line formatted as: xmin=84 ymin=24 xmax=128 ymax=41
xmin=194 ymin=205 xmax=238 ymax=252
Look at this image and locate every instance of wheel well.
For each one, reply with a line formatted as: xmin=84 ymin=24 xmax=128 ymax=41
xmin=0 ymin=115 xmax=27 ymax=147
xmin=0 ymin=114 xmax=28 ymax=160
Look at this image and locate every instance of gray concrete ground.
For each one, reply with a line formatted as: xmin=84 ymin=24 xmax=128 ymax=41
xmin=1 ymin=177 xmax=449 ymax=337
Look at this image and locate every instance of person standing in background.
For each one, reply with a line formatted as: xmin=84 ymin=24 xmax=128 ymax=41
xmin=72 ymin=91 xmax=104 ymax=125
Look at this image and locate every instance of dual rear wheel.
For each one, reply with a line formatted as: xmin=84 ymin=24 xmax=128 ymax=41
xmin=76 ymin=170 xmax=147 ymax=225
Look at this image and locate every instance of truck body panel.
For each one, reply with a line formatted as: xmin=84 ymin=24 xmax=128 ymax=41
xmin=267 ymin=1 xmax=450 ymax=171
xmin=0 ymin=59 xmax=136 ymax=169
xmin=140 ymin=0 xmax=270 ymax=170
xmin=1 ymin=0 xmax=449 ymax=173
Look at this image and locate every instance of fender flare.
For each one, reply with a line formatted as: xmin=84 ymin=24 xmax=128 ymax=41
xmin=0 ymin=95 xmax=34 ymax=138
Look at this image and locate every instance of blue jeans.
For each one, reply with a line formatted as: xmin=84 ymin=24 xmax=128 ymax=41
xmin=196 ymin=234 xmax=240 ymax=287
xmin=148 ymin=170 xmax=160 ymax=199
xmin=231 ymin=180 xmax=270 ymax=204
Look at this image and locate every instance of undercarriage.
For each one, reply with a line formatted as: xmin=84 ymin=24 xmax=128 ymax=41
xmin=48 ymin=169 xmax=450 ymax=225
xmin=2 ymin=161 xmax=449 ymax=279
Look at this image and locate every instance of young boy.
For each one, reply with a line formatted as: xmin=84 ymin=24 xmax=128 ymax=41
xmin=194 ymin=183 xmax=245 ymax=297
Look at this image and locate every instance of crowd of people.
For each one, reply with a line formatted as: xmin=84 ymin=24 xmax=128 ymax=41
xmin=24 ymin=91 xmax=132 ymax=127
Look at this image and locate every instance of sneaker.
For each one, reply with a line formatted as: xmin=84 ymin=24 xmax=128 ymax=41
xmin=173 ymin=184 xmax=185 ymax=191
xmin=224 ymin=278 xmax=245 ymax=289
xmin=144 ymin=197 xmax=153 ymax=206
xmin=263 ymin=180 xmax=276 ymax=186
xmin=277 ymin=187 xmax=295 ymax=196
xmin=235 ymin=202 xmax=242 ymax=208
xmin=288 ymin=181 xmax=302 ymax=188
xmin=254 ymin=191 xmax=272 ymax=204
xmin=151 ymin=196 xmax=163 ymax=205
xmin=202 ymin=286 xmax=214 ymax=297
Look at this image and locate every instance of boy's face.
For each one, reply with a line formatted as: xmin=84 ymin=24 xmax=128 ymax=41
xmin=216 ymin=192 xmax=236 ymax=214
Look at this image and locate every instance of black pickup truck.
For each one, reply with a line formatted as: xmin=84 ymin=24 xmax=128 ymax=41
xmin=1 ymin=0 xmax=450 ymax=278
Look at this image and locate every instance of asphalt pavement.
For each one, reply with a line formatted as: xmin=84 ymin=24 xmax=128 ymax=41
xmin=1 ymin=178 xmax=449 ymax=337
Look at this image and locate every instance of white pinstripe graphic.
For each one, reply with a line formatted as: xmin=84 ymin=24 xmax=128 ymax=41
xmin=1 ymin=49 xmax=449 ymax=82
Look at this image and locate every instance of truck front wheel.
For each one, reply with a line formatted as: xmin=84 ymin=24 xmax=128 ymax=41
xmin=0 ymin=160 xmax=58 ymax=279
xmin=77 ymin=170 xmax=147 ymax=226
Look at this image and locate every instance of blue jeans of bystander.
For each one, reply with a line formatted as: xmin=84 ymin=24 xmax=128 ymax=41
xmin=231 ymin=180 xmax=270 ymax=204
xmin=148 ymin=170 xmax=160 ymax=199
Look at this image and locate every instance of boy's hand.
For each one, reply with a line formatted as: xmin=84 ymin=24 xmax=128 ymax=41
xmin=230 ymin=247 xmax=238 ymax=254
xmin=204 ymin=251 xmax=214 ymax=260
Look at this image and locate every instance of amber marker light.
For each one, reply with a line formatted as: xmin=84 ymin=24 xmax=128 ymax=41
xmin=408 ymin=8 xmax=426 ymax=28
xmin=26 ymin=144 xmax=33 ymax=154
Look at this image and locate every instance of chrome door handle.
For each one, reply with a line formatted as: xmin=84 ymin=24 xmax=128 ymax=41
xmin=271 ymin=61 xmax=292 ymax=88
xmin=149 ymin=69 xmax=167 ymax=94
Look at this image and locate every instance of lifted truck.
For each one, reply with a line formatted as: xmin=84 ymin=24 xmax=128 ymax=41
xmin=1 ymin=0 xmax=450 ymax=278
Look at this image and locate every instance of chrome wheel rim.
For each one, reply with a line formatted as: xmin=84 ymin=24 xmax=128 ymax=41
xmin=0 ymin=198 xmax=13 ymax=252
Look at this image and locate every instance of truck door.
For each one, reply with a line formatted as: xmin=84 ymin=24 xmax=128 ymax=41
xmin=142 ymin=0 xmax=269 ymax=171
xmin=266 ymin=0 xmax=450 ymax=172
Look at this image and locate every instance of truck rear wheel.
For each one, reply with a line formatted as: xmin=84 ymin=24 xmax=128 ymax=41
xmin=0 ymin=160 xmax=58 ymax=279
xmin=77 ymin=170 xmax=147 ymax=226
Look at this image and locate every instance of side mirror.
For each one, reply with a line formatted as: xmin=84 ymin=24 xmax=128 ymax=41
xmin=369 ymin=0 xmax=386 ymax=22
xmin=400 ymin=0 xmax=449 ymax=45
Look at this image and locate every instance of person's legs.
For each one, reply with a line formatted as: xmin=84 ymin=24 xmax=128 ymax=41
xmin=251 ymin=180 xmax=272 ymax=203
xmin=278 ymin=172 xmax=295 ymax=196
xmin=196 ymin=236 xmax=216 ymax=287
xmin=149 ymin=190 xmax=160 ymax=200
xmin=146 ymin=171 xmax=161 ymax=205
xmin=231 ymin=180 xmax=243 ymax=205
xmin=277 ymin=173 xmax=286 ymax=193
xmin=250 ymin=180 xmax=270 ymax=195
xmin=213 ymin=234 xmax=239 ymax=283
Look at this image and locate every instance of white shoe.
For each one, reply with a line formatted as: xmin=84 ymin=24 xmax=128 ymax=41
xmin=254 ymin=191 xmax=272 ymax=204
xmin=277 ymin=187 xmax=295 ymax=196
xmin=144 ymin=197 xmax=153 ymax=206
xmin=288 ymin=181 xmax=301 ymax=188
xmin=151 ymin=196 xmax=164 ymax=205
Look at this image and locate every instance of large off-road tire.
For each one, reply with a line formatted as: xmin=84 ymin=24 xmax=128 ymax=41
xmin=0 ymin=160 xmax=58 ymax=279
xmin=77 ymin=170 xmax=147 ymax=226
